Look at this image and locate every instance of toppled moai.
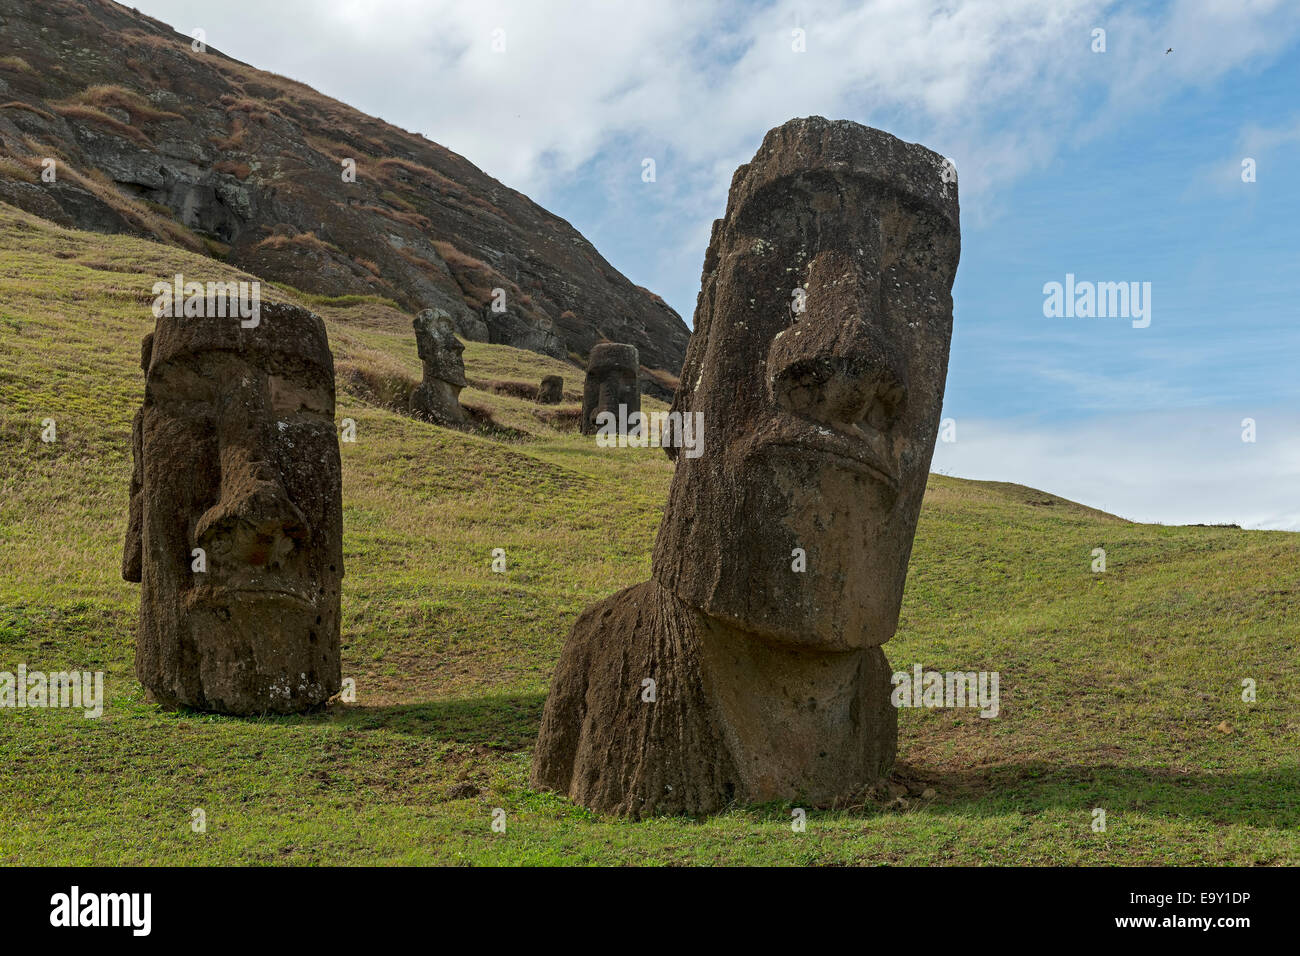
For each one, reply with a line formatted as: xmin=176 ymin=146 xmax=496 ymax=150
xmin=532 ymin=117 xmax=960 ymax=817
xmin=410 ymin=307 xmax=468 ymax=425
xmin=123 ymin=300 xmax=344 ymax=714
xmin=580 ymin=342 xmax=640 ymax=435
xmin=537 ymin=374 xmax=564 ymax=405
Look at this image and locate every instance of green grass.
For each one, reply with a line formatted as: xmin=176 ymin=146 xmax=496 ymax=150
xmin=1 ymin=202 xmax=1297 ymax=865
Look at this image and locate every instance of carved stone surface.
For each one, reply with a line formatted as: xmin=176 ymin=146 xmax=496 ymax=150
xmin=123 ymin=301 xmax=343 ymax=714
xmin=410 ymin=307 xmax=469 ymax=425
xmin=580 ymin=343 xmax=640 ymax=435
xmin=537 ymin=375 xmax=564 ymax=404
xmin=532 ymin=117 xmax=961 ymax=817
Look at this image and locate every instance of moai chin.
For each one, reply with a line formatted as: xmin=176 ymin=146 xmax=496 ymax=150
xmin=410 ymin=307 xmax=469 ymax=425
xmin=580 ymin=342 xmax=640 ymax=435
xmin=532 ymin=117 xmax=960 ymax=817
xmin=537 ymin=374 xmax=564 ymax=405
xmin=122 ymin=300 xmax=344 ymax=714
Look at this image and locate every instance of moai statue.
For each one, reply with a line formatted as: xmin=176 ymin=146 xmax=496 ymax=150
xmin=580 ymin=342 xmax=640 ymax=435
xmin=122 ymin=301 xmax=344 ymax=714
xmin=537 ymin=374 xmax=564 ymax=405
xmin=410 ymin=307 xmax=468 ymax=425
xmin=532 ymin=117 xmax=960 ymax=817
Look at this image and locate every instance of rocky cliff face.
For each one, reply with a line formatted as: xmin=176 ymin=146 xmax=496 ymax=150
xmin=0 ymin=0 xmax=689 ymax=383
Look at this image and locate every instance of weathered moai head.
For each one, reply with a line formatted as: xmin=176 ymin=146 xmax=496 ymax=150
xmin=580 ymin=342 xmax=640 ymax=435
xmin=537 ymin=374 xmax=564 ymax=405
xmin=652 ymin=117 xmax=960 ymax=650
xmin=410 ymin=307 xmax=468 ymax=425
xmin=122 ymin=300 xmax=343 ymax=714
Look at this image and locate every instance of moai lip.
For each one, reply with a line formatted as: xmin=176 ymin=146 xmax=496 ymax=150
xmin=532 ymin=117 xmax=960 ymax=817
xmin=580 ymin=342 xmax=640 ymax=435
xmin=123 ymin=300 xmax=344 ymax=715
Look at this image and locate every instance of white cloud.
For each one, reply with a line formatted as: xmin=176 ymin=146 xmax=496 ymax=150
xmin=134 ymin=1 xmax=1298 ymax=197
xmin=932 ymin=408 xmax=1300 ymax=530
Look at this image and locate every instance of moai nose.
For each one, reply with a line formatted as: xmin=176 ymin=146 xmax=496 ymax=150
xmin=195 ymin=455 xmax=310 ymax=570
xmin=769 ymin=320 xmax=908 ymax=434
xmin=767 ymin=246 xmax=908 ymax=433
xmin=195 ymin=380 xmax=310 ymax=568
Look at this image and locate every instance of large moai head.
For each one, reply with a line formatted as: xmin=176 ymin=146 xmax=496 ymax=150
xmin=411 ymin=307 xmax=468 ymax=425
xmin=581 ymin=343 xmax=640 ymax=435
xmin=122 ymin=300 xmax=343 ymax=714
xmin=652 ymin=117 xmax=960 ymax=650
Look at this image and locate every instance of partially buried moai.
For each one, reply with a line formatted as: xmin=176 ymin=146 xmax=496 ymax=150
xmin=531 ymin=117 xmax=960 ymax=817
xmin=537 ymin=374 xmax=563 ymax=405
xmin=122 ymin=300 xmax=344 ymax=714
xmin=580 ymin=342 xmax=640 ymax=435
xmin=410 ymin=307 xmax=468 ymax=425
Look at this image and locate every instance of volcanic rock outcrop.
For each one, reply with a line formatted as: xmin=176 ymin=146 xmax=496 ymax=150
xmin=580 ymin=343 xmax=640 ymax=436
xmin=410 ymin=307 xmax=468 ymax=425
xmin=531 ymin=117 xmax=961 ymax=817
xmin=122 ymin=300 xmax=343 ymax=714
xmin=0 ymin=0 xmax=689 ymax=378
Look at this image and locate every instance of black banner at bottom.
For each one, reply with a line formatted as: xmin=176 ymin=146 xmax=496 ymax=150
xmin=0 ymin=865 xmax=1275 ymax=941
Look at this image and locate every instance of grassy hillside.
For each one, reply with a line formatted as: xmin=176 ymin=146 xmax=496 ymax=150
xmin=1 ymin=202 xmax=1297 ymax=865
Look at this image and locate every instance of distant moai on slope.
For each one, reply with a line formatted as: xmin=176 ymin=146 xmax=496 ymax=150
xmin=537 ymin=374 xmax=564 ymax=404
xmin=123 ymin=301 xmax=344 ymax=714
xmin=410 ymin=307 xmax=469 ymax=425
xmin=580 ymin=342 xmax=640 ymax=435
xmin=531 ymin=117 xmax=961 ymax=817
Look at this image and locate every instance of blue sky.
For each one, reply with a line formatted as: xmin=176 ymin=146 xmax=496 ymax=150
xmin=133 ymin=0 xmax=1300 ymax=528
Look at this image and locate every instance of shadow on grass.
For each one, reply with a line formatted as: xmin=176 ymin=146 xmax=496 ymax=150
xmin=329 ymin=692 xmax=545 ymax=750
xmin=890 ymin=761 xmax=1300 ymax=829
xmin=166 ymin=694 xmax=1300 ymax=829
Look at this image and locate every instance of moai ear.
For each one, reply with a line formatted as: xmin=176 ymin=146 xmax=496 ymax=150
xmin=663 ymin=384 xmax=687 ymax=462
xmin=122 ymin=408 xmax=144 ymax=583
xmin=122 ymin=333 xmax=151 ymax=583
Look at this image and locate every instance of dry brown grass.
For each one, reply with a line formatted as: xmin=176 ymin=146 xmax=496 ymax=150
xmin=471 ymin=378 xmax=540 ymax=401
xmin=210 ymin=117 xmax=249 ymax=151
xmin=213 ymin=159 xmax=251 ymax=180
xmin=431 ymin=239 xmax=503 ymax=307
xmin=0 ymin=56 xmax=35 ymax=74
xmin=431 ymin=239 xmax=490 ymax=273
xmin=43 ymin=160 xmax=205 ymax=252
xmin=636 ymin=284 xmax=668 ymax=307
xmin=641 ymin=365 xmax=681 ymax=395
xmin=50 ymin=104 xmax=153 ymax=147
xmin=376 ymin=156 xmax=459 ymax=193
xmin=336 ymin=357 xmax=418 ymax=412
xmin=394 ymin=247 xmax=440 ymax=274
xmin=255 ymin=230 xmax=337 ymax=254
xmin=531 ymin=404 xmax=583 ymax=430
xmin=219 ymin=94 xmax=284 ymax=123
xmin=18 ymin=134 xmax=69 ymax=163
xmin=364 ymin=203 xmax=432 ymax=230
xmin=0 ymin=156 xmax=39 ymax=183
xmin=0 ymin=101 xmax=56 ymax=122
xmin=66 ymin=85 xmax=182 ymax=123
